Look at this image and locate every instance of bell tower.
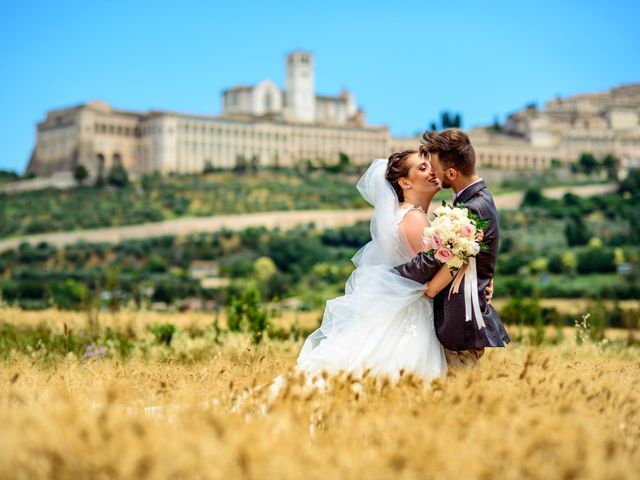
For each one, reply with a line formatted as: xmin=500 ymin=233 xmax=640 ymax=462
xmin=285 ymin=51 xmax=315 ymax=122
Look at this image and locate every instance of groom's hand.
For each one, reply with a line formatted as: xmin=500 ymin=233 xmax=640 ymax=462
xmin=485 ymin=278 xmax=494 ymax=304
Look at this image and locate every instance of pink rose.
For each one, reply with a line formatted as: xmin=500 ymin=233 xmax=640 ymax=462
xmin=435 ymin=247 xmax=454 ymax=263
xmin=461 ymin=225 xmax=476 ymax=237
xmin=422 ymin=236 xmax=433 ymax=251
xmin=432 ymin=233 xmax=443 ymax=249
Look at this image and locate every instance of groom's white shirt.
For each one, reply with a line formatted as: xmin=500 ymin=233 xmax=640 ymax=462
xmin=455 ymin=178 xmax=484 ymax=201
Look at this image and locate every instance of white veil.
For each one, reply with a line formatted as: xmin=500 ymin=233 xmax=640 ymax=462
xmin=351 ymin=158 xmax=414 ymax=268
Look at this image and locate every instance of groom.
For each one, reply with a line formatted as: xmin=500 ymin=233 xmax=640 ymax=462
xmin=395 ymin=129 xmax=510 ymax=368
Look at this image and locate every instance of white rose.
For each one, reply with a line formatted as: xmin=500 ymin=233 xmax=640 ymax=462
xmin=434 ymin=206 xmax=447 ymax=216
xmin=448 ymin=256 xmax=464 ymax=269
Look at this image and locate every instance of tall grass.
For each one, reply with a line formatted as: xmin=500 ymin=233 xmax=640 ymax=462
xmin=0 ymin=310 xmax=638 ymax=478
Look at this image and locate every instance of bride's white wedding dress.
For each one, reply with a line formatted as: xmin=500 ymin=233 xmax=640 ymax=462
xmin=296 ymin=159 xmax=447 ymax=382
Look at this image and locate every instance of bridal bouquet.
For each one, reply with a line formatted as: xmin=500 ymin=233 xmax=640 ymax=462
xmin=422 ymin=204 xmax=488 ymax=270
xmin=422 ymin=204 xmax=489 ymax=329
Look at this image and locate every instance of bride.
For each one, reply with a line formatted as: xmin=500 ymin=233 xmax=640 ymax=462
xmin=296 ymin=151 xmax=454 ymax=382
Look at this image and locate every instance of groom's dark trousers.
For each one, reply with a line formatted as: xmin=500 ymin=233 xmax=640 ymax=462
xmin=395 ymin=180 xmax=510 ymax=354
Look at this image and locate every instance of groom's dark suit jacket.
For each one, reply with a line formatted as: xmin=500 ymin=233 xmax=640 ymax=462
xmin=395 ymin=180 xmax=510 ymax=351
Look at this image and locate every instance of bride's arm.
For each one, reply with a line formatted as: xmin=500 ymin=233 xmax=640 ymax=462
xmin=425 ymin=266 xmax=454 ymax=298
xmin=398 ymin=209 xmax=429 ymax=256
xmin=426 ymin=268 xmax=496 ymax=299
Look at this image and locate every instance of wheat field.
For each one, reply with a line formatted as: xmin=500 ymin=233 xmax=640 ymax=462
xmin=0 ymin=309 xmax=639 ymax=479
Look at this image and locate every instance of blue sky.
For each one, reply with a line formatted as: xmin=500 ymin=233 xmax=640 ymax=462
xmin=1 ymin=0 xmax=638 ymax=173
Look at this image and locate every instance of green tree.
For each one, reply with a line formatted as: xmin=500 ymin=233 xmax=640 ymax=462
xmin=441 ymin=111 xmax=451 ymax=129
xmin=550 ymin=158 xmax=563 ymax=169
xmin=73 ymin=164 xmax=89 ymax=185
xmin=528 ymin=257 xmax=549 ymax=274
xmin=105 ymin=267 xmax=122 ymax=312
xmin=225 ymin=283 xmax=271 ymax=343
xmin=146 ymin=255 xmax=168 ymax=273
xmin=141 ymin=172 xmax=161 ymax=192
xmin=1 ymin=279 xmax=49 ymax=308
xmin=561 ymin=251 xmax=577 ymax=273
xmin=253 ymin=257 xmax=277 ymax=283
xmin=521 ymin=188 xmax=544 ymax=207
xmin=577 ymin=152 xmax=600 ymax=175
xmin=338 ymin=152 xmax=350 ymax=171
xmin=149 ymin=323 xmax=177 ymax=346
xmin=107 ymin=163 xmax=129 ymax=187
xmin=433 ymin=111 xmax=463 ymax=130
xmin=0 ymin=169 xmax=20 ymax=183
xmin=577 ymin=248 xmax=616 ymax=274
xmin=94 ymin=166 xmax=106 ymax=188
xmin=564 ymin=214 xmax=591 ymax=246
xmin=499 ymin=297 xmax=543 ymax=326
xmin=619 ymin=168 xmax=640 ymax=196
xmin=249 ymin=155 xmax=260 ymax=172
xmin=324 ymin=152 xmax=351 ymax=173
xmin=234 ymin=155 xmax=248 ymax=173
xmin=252 ymin=256 xmax=291 ymax=300
xmin=547 ymin=253 xmax=564 ymax=274
xmin=51 ymin=279 xmax=88 ymax=310
xmin=601 ymin=154 xmax=620 ymax=181
xmin=487 ymin=116 xmax=502 ymax=133
xmin=499 ymin=297 xmax=546 ymax=345
xmin=203 ymin=161 xmax=216 ymax=174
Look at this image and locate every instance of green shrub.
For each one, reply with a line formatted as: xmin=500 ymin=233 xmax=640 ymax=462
xmin=146 ymin=255 xmax=168 ymax=273
xmin=577 ymin=248 xmax=616 ymax=274
xmin=149 ymin=323 xmax=176 ymax=346
xmin=565 ymin=214 xmax=591 ymax=247
xmin=225 ymin=284 xmax=271 ymax=343
xmin=497 ymin=255 xmax=531 ymax=275
xmin=50 ymin=279 xmax=88 ymax=310
xmin=107 ymin=163 xmax=129 ymax=187
xmin=521 ymin=188 xmax=544 ymax=207
xmin=499 ymin=297 xmax=543 ymax=326
xmin=494 ymin=277 xmax=535 ymax=297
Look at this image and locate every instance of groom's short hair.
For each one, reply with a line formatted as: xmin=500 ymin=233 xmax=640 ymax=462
xmin=420 ymin=129 xmax=476 ymax=176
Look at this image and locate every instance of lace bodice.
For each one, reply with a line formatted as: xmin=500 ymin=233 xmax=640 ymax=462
xmin=388 ymin=204 xmax=428 ymax=264
xmin=394 ymin=204 xmax=426 ymax=225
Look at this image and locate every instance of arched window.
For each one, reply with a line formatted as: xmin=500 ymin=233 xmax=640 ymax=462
xmin=265 ymin=92 xmax=273 ymax=112
xmin=113 ymin=153 xmax=122 ymax=166
xmin=96 ymin=153 xmax=105 ymax=173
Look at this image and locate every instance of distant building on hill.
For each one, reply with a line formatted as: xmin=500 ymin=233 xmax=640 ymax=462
xmin=469 ymin=84 xmax=640 ymax=172
xmin=26 ymin=51 xmax=387 ymax=178
xmin=24 ymin=51 xmax=640 ymax=179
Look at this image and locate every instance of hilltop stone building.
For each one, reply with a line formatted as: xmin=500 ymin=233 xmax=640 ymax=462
xmin=25 ymin=52 xmax=640 ymax=178
xmin=469 ymin=84 xmax=640 ymax=171
xmin=27 ymin=51 xmax=386 ymax=177
xmin=222 ymin=51 xmax=362 ymax=125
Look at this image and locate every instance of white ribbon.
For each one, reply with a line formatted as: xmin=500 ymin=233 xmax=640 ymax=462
xmin=464 ymin=257 xmax=486 ymax=330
